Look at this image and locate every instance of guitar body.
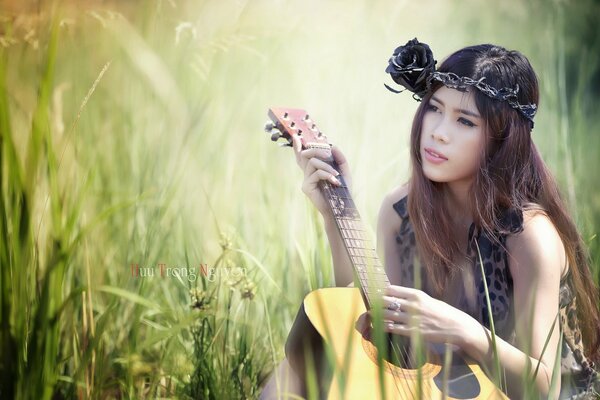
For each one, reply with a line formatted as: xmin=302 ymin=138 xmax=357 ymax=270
xmin=285 ymin=288 xmax=507 ymax=400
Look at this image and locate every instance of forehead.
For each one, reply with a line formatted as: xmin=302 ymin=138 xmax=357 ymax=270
xmin=431 ymin=85 xmax=478 ymax=112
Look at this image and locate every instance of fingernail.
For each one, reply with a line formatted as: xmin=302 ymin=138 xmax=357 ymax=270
xmin=334 ymin=171 xmax=340 ymax=176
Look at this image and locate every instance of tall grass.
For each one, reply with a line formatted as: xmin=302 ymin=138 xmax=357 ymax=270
xmin=0 ymin=0 xmax=598 ymax=398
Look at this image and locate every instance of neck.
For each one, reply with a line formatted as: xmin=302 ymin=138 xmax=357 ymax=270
xmin=445 ymin=180 xmax=474 ymax=229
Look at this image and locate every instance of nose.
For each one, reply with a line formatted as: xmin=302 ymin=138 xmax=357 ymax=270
xmin=431 ymin=120 xmax=450 ymax=143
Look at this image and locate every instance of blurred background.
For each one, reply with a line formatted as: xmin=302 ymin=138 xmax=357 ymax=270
xmin=1 ymin=0 xmax=599 ymax=398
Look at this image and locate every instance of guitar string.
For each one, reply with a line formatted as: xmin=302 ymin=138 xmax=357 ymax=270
xmin=320 ymin=177 xmax=419 ymax=399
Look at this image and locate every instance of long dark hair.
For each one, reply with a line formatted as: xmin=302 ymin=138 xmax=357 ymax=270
xmin=406 ymin=44 xmax=600 ymax=363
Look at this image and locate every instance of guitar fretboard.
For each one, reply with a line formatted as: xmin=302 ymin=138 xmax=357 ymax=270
xmin=318 ymin=170 xmax=390 ymax=310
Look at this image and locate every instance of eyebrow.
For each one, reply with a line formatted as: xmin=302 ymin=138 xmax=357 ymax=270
xmin=431 ymin=95 xmax=481 ymax=119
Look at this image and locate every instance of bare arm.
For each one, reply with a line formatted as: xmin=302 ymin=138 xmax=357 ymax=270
xmin=324 ymin=216 xmax=355 ymax=286
xmin=461 ymin=211 xmax=565 ymax=398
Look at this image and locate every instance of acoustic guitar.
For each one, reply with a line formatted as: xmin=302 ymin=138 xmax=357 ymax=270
xmin=265 ymin=107 xmax=508 ymax=399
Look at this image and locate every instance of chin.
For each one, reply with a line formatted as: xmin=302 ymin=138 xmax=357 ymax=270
xmin=421 ymin=165 xmax=451 ymax=183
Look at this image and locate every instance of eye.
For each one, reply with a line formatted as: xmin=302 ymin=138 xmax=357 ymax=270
xmin=425 ymin=104 xmax=439 ymax=113
xmin=458 ymin=117 xmax=476 ymax=127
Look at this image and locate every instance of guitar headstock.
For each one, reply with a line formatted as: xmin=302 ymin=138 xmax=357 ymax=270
xmin=265 ymin=107 xmax=331 ymax=151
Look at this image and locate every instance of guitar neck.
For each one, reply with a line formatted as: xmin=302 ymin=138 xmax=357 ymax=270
xmin=318 ymin=156 xmax=390 ymax=310
xmin=264 ymin=107 xmax=390 ymax=310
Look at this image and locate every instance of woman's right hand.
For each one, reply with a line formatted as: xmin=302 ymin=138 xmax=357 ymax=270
xmin=292 ymin=134 xmax=353 ymax=219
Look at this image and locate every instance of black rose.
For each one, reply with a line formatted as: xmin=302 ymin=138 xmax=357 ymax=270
xmin=384 ymin=38 xmax=436 ymax=99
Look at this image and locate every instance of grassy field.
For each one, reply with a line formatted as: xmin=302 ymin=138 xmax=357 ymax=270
xmin=1 ymin=0 xmax=599 ymax=398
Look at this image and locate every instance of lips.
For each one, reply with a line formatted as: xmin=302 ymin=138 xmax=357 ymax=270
xmin=424 ymin=147 xmax=448 ymax=160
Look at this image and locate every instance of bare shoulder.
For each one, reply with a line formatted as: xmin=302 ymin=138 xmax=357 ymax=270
xmin=505 ymin=207 xmax=568 ymax=281
xmin=377 ymin=183 xmax=409 ymax=233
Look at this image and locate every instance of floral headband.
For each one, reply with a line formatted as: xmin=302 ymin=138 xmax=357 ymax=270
xmin=384 ymin=38 xmax=537 ymax=129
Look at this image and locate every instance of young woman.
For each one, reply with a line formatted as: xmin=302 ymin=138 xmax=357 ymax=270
xmin=260 ymin=40 xmax=600 ymax=399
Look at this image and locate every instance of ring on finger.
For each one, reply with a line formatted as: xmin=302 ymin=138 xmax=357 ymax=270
xmin=387 ymin=300 xmax=402 ymax=312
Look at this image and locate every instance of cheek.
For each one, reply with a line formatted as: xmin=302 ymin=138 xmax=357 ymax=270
xmin=421 ymin=114 xmax=436 ymax=135
xmin=419 ymin=115 xmax=435 ymax=147
xmin=456 ymin=135 xmax=485 ymax=170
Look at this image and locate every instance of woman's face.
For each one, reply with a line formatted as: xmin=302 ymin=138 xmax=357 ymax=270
xmin=419 ymin=86 xmax=486 ymax=185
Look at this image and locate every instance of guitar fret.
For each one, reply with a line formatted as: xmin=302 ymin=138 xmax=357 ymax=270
xmin=354 ymin=268 xmax=387 ymax=277
xmin=366 ymin=283 xmax=389 ymax=291
xmin=356 ymin=268 xmax=387 ymax=279
xmin=357 ymin=275 xmax=389 ymax=286
xmin=347 ymin=247 xmax=379 ymax=258
xmin=361 ymin=280 xmax=390 ymax=287
xmin=337 ymin=217 xmax=363 ymax=226
xmin=356 ymin=276 xmax=388 ymax=285
xmin=324 ymin=182 xmax=350 ymax=192
xmin=354 ymin=267 xmax=385 ymax=276
xmin=345 ymin=239 xmax=374 ymax=248
xmin=330 ymin=185 xmax=351 ymax=195
xmin=345 ymin=231 xmax=357 ymax=240
xmin=341 ymin=229 xmax=368 ymax=241
xmin=351 ymin=257 xmax=383 ymax=267
xmin=361 ymin=285 xmax=391 ymax=294
xmin=356 ymin=268 xmax=387 ymax=277
xmin=363 ymin=258 xmax=377 ymax=265
xmin=365 ymin=287 xmax=387 ymax=298
xmin=327 ymin=198 xmax=357 ymax=208
xmin=327 ymin=192 xmax=359 ymax=219
xmin=348 ymin=248 xmax=378 ymax=258
xmin=330 ymin=194 xmax=354 ymax=201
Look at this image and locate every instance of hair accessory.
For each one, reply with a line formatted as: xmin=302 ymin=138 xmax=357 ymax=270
xmin=385 ymin=38 xmax=537 ymax=129
xmin=384 ymin=38 xmax=436 ymax=100
xmin=426 ymin=72 xmax=537 ymax=125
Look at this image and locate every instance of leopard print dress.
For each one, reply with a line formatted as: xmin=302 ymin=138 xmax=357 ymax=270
xmin=392 ymin=196 xmax=600 ymax=399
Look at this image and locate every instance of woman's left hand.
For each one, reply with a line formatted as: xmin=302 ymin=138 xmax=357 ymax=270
xmin=376 ymin=285 xmax=478 ymax=346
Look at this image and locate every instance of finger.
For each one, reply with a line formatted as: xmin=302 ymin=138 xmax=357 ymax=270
xmin=382 ymin=295 xmax=406 ymax=307
xmin=306 ymin=157 xmax=339 ymax=178
xmin=297 ymin=147 xmax=330 ymax=171
xmin=367 ymin=309 xmax=395 ymax=325
xmin=300 ymin=147 xmax=332 ymax=163
xmin=383 ymin=309 xmax=408 ymax=323
xmin=306 ymin=169 xmax=341 ymax=186
xmin=292 ymin=134 xmax=303 ymax=155
xmin=383 ymin=322 xmax=412 ymax=335
xmin=381 ymin=296 xmax=411 ymax=311
xmin=331 ymin=145 xmax=350 ymax=176
xmin=385 ymin=285 xmax=421 ymax=300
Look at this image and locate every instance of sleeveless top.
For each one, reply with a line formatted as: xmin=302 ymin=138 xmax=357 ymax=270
xmin=391 ymin=196 xmax=600 ymax=398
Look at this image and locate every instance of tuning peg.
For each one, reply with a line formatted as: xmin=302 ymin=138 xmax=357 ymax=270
xmin=278 ymin=142 xmax=292 ymax=147
xmin=264 ymin=121 xmax=275 ymax=132
xmin=270 ymin=129 xmax=282 ymax=142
